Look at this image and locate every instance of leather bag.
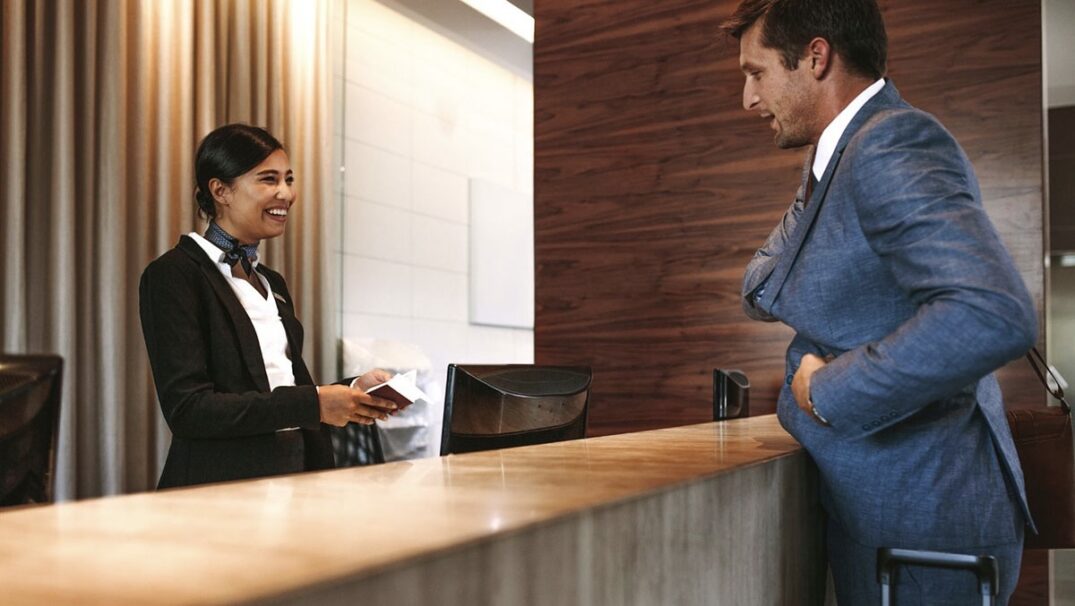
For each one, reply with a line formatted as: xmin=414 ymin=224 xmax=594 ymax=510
xmin=1007 ymin=348 xmax=1074 ymax=549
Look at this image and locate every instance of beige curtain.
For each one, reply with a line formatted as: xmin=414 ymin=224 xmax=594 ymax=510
xmin=0 ymin=0 xmax=337 ymax=500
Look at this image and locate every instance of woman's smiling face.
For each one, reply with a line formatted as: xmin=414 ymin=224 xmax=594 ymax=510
xmin=211 ymin=149 xmax=295 ymax=243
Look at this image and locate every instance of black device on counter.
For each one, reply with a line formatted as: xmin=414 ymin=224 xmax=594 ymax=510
xmin=713 ymin=369 xmax=750 ymax=421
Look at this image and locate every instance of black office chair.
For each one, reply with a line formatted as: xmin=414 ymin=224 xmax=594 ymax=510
xmin=329 ymin=422 xmax=385 ymax=466
xmin=0 ymin=354 xmax=63 ymax=507
xmin=440 ymin=364 xmax=591 ymax=455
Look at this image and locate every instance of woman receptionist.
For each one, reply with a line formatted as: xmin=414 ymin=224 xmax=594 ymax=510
xmin=140 ymin=124 xmax=395 ymax=488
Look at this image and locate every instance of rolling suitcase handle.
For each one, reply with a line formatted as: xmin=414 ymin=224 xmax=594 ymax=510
xmin=877 ymin=548 xmax=998 ymax=606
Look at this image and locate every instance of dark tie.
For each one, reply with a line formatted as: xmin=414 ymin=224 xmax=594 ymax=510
xmin=806 ymin=174 xmax=820 ymax=205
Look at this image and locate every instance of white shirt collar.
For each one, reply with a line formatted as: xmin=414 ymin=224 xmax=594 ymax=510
xmin=812 ymin=78 xmax=886 ymax=180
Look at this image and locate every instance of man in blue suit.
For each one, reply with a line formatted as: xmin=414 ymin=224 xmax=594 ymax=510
xmin=722 ymin=0 xmax=1037 ymax=602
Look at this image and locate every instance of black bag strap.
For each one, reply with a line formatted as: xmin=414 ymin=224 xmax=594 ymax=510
xmin=1025 ymin=347 xmax=1071 ymax=414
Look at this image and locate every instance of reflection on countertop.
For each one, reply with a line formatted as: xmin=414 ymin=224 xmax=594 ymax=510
xmin=0 ymin=414 xmax=802 ymax=605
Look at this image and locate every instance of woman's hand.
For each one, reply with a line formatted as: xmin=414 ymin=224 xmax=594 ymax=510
xmin=354 ymin=368 xmax=393 ymax=391
xmin=317 ymin=384 xmax=397 ymax=427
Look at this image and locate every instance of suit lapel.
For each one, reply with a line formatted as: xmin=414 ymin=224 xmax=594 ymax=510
xmin=757 ymin=80 xmax=902 ymax=310
xmin=178 ymin=236 xmax=272 ymax=393
xmin=271 ymin=286 xmax=299 ymax=351
xmin=268 ymin=278 xmax=305 ymax=374
xmin=260 ymin=268 xmax=315 ymax=386
xmin=757 ymin=151 xmax=843 ymax=309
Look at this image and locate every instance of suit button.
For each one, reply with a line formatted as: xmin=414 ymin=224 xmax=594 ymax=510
xmin=862 ymin=424 xmax=871 ymax=431
xmin=786 ymin=374 xmax=794 ymax=385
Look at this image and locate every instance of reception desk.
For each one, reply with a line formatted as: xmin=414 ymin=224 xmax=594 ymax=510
xmin=0 ymin=414 xmax=824 ymax=605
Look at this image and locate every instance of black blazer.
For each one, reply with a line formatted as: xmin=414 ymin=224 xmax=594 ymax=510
xmin=139 ymin=236 xmax=335 ymax=488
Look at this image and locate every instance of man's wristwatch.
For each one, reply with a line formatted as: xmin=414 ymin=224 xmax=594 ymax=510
xmin=808 ymin=395 xmax=831 ymax=427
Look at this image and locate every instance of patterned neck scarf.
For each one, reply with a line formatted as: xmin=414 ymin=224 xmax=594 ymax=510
xmin=204 ymin=222 xmax=259 ymax=275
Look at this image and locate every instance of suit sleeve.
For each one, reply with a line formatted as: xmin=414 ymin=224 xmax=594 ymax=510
xmin=807 ymin=110 xmax=1036 ymax=438
xmin=139 ymin=258 xmax=322 ymax=439
xmin=742 ymin=193 xmax=807 ymax=322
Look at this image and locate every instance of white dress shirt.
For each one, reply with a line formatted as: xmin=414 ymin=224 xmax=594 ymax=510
xmin=187 ymin=232 xmax=297 ymax=392
xmin=813 ymin=78 xmax=886 ymax=180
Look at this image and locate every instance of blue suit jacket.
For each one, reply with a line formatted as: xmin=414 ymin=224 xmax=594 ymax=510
xmin=742 ymin=81 xmax=1037 ymax=549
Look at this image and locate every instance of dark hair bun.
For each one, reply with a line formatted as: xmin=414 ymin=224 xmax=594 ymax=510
xmin=193 ymin=124 xmax=284 ymax=220
xmin=194 ymin=188 xmax=216 ymax=218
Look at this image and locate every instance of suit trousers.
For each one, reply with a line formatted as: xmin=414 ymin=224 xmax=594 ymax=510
xmin=826 ymin=514 xmax=1023 ymax=605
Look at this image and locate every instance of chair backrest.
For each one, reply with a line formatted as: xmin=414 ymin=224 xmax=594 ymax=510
xmin=0 ymin=355 xmax=63 ymax=507
xmin=329 ymin=423 xmax=385 ymax=467
xmin=441 ymin=364 xmax=591 ymax=455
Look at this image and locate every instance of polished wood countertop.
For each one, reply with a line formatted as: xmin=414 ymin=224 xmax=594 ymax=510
xmin=0 ymin=414 xmax=802 ymax=605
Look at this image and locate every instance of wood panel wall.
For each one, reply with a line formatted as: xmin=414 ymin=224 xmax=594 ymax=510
xmin=534 ymin=0 xmax=1045 ymax=437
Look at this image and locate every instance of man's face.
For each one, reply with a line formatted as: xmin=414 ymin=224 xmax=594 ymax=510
xmin=738 ymin=21 xmax=816 ymax=149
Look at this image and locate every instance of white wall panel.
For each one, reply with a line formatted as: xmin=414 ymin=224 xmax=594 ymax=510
xmin=468 ymin=179 xmax=533 ymax=329
xmin=337 ymin=0 xmax=535 ymax=400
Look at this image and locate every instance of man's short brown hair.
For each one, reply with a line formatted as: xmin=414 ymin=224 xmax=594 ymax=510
xmin=720 ymin=0 xmax=887 ymax=81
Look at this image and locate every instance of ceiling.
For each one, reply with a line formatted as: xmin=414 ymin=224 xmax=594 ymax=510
xmin=506 ymin=0 xmax=533 ymax=16
xmin=376 ymin=0 xmax=532 ymax=78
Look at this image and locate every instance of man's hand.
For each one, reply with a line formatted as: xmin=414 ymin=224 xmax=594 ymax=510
xmin=792 ymin=353 xmax=828 ymax=421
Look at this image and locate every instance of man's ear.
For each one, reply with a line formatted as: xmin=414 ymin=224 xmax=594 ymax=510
xmin=806 ymin=37 xmax=832 ymax=79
